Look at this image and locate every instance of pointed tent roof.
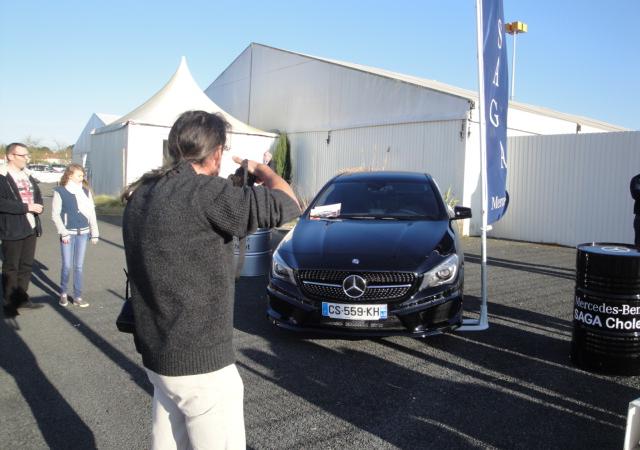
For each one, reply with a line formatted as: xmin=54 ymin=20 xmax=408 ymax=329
xmin=115 ymin=57 xmax=275 ymax=137
xmin=73 ymin=112 xmax=120 ymax=155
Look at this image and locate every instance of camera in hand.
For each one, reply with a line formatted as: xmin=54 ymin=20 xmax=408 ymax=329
xmin=228 ymin=159 xmax=257 ymax=187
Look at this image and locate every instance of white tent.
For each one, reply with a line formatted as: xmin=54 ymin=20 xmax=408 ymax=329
xmin=88 ymin=57 xmax=277 ymax=195
xmin=72 ymin=113 xmax=119 ymax=165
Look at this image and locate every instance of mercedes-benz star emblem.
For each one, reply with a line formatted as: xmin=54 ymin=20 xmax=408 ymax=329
xmin=342 ymin=275 xmax=367 ymax=298
xmin=601 ymin=246 xmax=630 ymax=253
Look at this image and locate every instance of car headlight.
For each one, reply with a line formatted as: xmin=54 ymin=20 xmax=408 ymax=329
xmin=272 ymin=251 xmax=296 ymax=285
xmin=419 ymin=254 xmax=459 ymax=290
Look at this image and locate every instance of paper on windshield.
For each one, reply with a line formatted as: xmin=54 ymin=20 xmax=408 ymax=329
xmin=310 ymin=203 xmax=341 ymax=218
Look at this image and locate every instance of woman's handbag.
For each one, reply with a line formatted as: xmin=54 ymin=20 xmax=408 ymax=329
xmin=116 ymin=269 xmax=135 ymax=334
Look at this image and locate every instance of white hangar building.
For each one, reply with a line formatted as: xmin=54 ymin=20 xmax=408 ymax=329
xmin=205 ymin=43 xmax=627 ymax=235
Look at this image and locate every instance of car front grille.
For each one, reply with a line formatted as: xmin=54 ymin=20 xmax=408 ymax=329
xmin=297 ymin=269 xmax=416 ymax=301
xmin=298 ymin=270 xmax=415 ymax=284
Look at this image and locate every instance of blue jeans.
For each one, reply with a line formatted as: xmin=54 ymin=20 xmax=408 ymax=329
xmin=60 ymin=233 xmax=89 ymax=298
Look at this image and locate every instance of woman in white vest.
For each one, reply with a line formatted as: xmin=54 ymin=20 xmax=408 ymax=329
xmin=51 ymin=164 xmax=99 ymax=308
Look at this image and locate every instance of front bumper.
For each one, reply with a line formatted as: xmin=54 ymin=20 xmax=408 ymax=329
xmin=266 ymin=276 xmax=463 ymax=338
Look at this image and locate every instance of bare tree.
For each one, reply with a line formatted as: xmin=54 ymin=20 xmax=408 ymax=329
xmin=22 ymin=136 xmax=42 ymax=149
xmin=53 ymin=139 xmax=68 ymax=153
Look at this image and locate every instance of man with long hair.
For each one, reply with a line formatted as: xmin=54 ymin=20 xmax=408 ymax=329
xmin=0 ymin=143 xmax=45 ymax=317
xmin=122 ymin=111 xmax=300 ymax=449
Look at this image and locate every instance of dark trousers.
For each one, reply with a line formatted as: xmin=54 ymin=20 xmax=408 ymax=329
xmin=2 ymin=233 xmax=37 ymax=307
xmin=635 ymin=215 xmax=640 ymax=247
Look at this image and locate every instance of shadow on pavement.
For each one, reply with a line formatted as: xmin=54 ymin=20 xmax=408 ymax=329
xmin=464 ymin=252 xmax=575 ymax=280
xmin=0 ymin=315 xmax=97 ymax=450
xmin=30 ymin=260 xmax=59 ymax=298
xmin=97 ymin=214 xmax=122 ymax=229
xmin=233 ymin=274 xmax=630 ymax=449
xmin=95 ymin=215 xmax=124 ymax=249
xmin=29 ymin=259 xmax=149 ymax=396
xmin=46 ymin=296 xmax=150 ymax=396
xmin=94 ymin=237 xmax=124 ymax=251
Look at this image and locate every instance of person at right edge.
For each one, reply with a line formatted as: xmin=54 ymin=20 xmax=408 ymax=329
xmin=631 ymin=172 xmax=640 ymax=247
xmin=121 ymin=110 xmax=300 ymax=450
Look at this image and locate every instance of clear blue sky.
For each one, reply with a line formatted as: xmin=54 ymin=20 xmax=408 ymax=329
xmin=1 ymin=0 xmax=638 ymax=148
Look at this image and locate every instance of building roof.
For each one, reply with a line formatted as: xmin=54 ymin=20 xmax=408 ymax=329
xmin=250 ymin=43 xmax=627 ymax=132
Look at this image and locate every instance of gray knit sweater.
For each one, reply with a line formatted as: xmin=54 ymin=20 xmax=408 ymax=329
xmin=122 ymin=162 xmax=300 ymax=376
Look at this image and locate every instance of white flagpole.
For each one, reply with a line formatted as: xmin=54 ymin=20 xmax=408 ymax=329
xmin=459 ymin=0 xmax=489 ymax=331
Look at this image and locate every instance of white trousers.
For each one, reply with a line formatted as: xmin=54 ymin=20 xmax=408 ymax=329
xmin=145 ymin=364 xmax=246 ymax=450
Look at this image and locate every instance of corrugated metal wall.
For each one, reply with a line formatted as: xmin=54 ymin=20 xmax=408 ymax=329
xmin=288 ymin=120 xmax=466 ymax=206
xmin=491 ymin=131 xmax=640 ymax=246
xmin=87 ymin=126 xmax=128 ymax=196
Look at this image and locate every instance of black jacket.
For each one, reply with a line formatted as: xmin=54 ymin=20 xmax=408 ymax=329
xmin=123 ymin=162 xmax=300 ymax=376
xmin=631 ymin=174 xmax=640 ymax=215
xmin=0 ymin=169 xmax=43 ymax=240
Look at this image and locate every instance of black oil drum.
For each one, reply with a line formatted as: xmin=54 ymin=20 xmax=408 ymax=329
xmin=570 ymin=243 xmax=640 ymax=375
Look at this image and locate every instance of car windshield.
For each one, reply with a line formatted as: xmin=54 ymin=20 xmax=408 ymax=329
xmin=309 ymin=179 xmax=448 ymax=220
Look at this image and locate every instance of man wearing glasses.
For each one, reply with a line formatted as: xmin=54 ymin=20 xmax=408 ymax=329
xmin=0 ymin=142 xmax=45 ymax=316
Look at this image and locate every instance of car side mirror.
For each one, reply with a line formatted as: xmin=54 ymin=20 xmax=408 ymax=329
xmin=452 ymin=206 xmax=472 ymax=220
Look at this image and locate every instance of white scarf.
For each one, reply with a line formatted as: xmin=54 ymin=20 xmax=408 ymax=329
xmin=65 ymin=181 xmax=94 ymax=220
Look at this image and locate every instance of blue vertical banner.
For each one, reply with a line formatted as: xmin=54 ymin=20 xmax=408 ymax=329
xmin=481 ymin=0 xmax=509 ymax=224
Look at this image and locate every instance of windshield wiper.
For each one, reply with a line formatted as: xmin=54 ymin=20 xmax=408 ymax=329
xmin=338 ymin=214 xmax=402 ymax=220
xmin=385 ymin=215 xmax=441 ymax=220
xmin=337 ymin=215 xmax=376 ymax=220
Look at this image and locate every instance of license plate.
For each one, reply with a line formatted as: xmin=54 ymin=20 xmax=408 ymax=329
xmin=321 ymin=302 xmax=388 ymax=320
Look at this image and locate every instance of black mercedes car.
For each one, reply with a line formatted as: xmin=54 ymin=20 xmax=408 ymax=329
xmin=267 ymin=171 xmax=472 ymax=337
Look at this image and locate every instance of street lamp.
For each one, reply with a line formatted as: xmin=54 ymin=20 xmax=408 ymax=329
xmin=505 ymin=20 xmax=528 ymax=100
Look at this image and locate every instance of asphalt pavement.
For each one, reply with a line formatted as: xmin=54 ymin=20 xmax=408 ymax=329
xmin=1 ymin=183 xmax=638 ymax=449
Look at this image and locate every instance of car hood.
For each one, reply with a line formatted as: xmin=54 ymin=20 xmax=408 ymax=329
xmin=279 ymin=218 xmax=452 ymax=272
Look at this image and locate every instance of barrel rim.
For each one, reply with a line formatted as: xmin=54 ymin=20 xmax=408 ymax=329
xmin=575 ymin=286 xmax=640 ymax=300
xmin=576 ymin=242 xmax=640 ymax=256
